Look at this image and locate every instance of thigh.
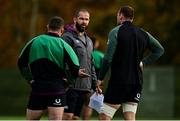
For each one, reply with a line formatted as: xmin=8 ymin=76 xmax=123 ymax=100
xmin=47 ymin=94 xmax=66 ymax=120
xmin=83 ymin=91 xmax=92 ymax=106
xmin=48 ymin=107 xmax=64 ymax=120
xmin=122 ymin=102 xmax=138 ymax=120
xmin=99 ymin=102 xmax=121 ymax=120
xmin=26 ymin=108 xmax=43 ymax=120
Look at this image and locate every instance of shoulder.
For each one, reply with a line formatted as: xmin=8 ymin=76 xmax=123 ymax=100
xmin=137 ymin=28 xmax=149 ymax=35
xmin=27 ymin=34 xmax=44 ymax=44
xmin=63 ymin=30 xmax=76 ymax=38
xmin=107 ymin=25 xmax=121 ymax=42
xmin=109 ymin=25 xmax=121 ymax=34
xmin=108 ymin=25 xmax=121 ymax=38
xmin=62 ymin=31 xmax=77 ymax=46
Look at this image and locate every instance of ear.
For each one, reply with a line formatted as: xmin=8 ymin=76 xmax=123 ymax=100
xmin=58 ymin=27 xmax=64 ymax=36
xmin=60 ymin=27 xmax=64 ymax=34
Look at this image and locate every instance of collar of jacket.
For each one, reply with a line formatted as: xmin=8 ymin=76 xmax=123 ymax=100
xmin=46 ymin=32 xmax=60 ymax=37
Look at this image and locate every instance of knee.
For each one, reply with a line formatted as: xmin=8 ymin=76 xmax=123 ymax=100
xmin=99 ymin=113 xmax=111 ymax=120
xmin=123 ymin=112 xmax=136 ymax=121
xmin=63 ymin=113 xmax=74 ymax=120
xmin=72 ymin=115 xmax=80 ymax=120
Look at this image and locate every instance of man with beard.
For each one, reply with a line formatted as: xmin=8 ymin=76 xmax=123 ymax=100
xmin=62 ymin=9 xmax=97 ymax=120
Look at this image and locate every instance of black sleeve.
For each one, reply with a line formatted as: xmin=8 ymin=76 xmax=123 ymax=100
xmin=63 ymin=48 xmax=79 ymax=84
xmin=91 ymin=55 xmax=97 ymax=91
xmin=17 ymin=42 xmax=33 ymax=82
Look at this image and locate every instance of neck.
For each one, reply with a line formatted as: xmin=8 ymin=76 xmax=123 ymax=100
xmin=73 ymin=25 xmax=84 ymax=36
xmin=48 ymin=30 xmax=61 ymax=36
xmin=123 ymin=19 xmax=133 ymax=23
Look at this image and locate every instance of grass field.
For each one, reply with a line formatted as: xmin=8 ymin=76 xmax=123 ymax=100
xmin=0 ymin=116 xmax=122 ymax=120
xmin=0 ymin=116 xmax=179 ymax=120
xmin=0 ymin=116 xmax=48 ymax=120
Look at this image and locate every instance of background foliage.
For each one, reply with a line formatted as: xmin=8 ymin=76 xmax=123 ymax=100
xmin=0 ymin=0 xmax=180 ymax=68
xmin=0 ymin=0 xmax=180 ymax=119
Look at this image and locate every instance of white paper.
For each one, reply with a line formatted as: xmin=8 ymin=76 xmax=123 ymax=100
xmin=88 ymin=93 xmax=104 ymax=113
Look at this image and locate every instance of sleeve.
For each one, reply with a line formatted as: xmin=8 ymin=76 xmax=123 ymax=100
xmin=142 ymin=32 xmax=164 ymax=65
xmin=63 ymin=42 xmax=80 ymax=84
xmin=91 ymin=55 xmax=97 ymax=91
xmin=98 ymin=28 xmax=118 ymax=80
xmin=17 ymin=40 xmax=34 ymax=82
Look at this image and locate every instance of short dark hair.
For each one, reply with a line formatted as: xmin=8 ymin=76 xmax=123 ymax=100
xmin=74 ymin=8 xmax=90 ymax=18
xmin=48 ymin=16 xmax=64 ymax=31
xmin=119 ymin=6 xmax=134 ymax=19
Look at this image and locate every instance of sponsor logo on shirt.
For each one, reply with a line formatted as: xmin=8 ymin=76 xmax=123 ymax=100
xmin=53 ymin=98 xmax=62 ymax=105
xmin=134 ymin=93 xmax=141 ymax=101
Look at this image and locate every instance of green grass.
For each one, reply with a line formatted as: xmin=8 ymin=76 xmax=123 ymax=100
xmin=0 ymin=116 xmax=48 ymax=120
xmin=0 ymin=116 xmax=25 ymax=120
xmin=0 ymin=116 xmax=179 ymax=120
xmin=0 ymin=116 xmax=119 ymax=120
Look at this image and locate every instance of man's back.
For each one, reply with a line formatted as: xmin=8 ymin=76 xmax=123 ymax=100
xmin=111 ymin=21 xmax=149 ymax=85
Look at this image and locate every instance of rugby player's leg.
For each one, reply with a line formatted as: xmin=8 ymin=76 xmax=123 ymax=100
xmin=122 ymin=102 xmax=138 ymax=121
xmin=26 ymin=109 xmax=43 ymax=120
xmin=47 ymin=94 xmax=66 ymax=120
xmin=82 ymin=105 xmax=92 ymax=120
xmin=82 ymin=92 xmax=93 ymax=120
xmin=72 ymin=115 xmax=80 ymax=120
xmin=48 ymin=107 xmax=64 ymax=120
xmin=122 ymin=84 xmax=141 ymax=120
xmin=99 ymin=102 xmax=120 ymax=121
xmin=26 ymin=93 xmax=45 ymax=120
xmin=63 ymin=112 xmax=74 ymax=120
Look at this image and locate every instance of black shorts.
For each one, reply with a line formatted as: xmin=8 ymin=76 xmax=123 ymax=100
xmin=27 ymin=93 xmax=66 ymax=110
xmin=104 ymin=84 xmax=142 ymax=104
xmin=64 ymin=88 xmax=91 ymax=117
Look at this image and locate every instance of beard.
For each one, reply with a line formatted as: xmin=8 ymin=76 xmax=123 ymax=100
xmin=75 ymin=22 xmax=87 ymax=32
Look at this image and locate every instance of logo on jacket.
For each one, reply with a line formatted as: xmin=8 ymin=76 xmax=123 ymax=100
xmin=76 ymin=39 xmax=80 ymax=43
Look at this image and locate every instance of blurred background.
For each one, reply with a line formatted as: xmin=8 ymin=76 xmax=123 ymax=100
xmin=0 ymin=0 xmax=180 ymax=119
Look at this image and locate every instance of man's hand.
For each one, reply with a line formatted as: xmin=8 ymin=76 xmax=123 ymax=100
xmin=28 ymin=80 xmax=34 ymax=85
xmin=78 ymin=68 xmax=90 ymax=78
xmin=96 ymin=80 xmax=103 ymax=95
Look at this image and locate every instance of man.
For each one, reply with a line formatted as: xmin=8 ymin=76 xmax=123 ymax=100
xmin=62 ymin=9 xmax=97 ymax=120
xmin=96 ymin=6 xmax=164 ymax=120
xmin=17 ymin=16 xmax=89 ymax=120
xmin=78 ymin=36 xmax=105 ymax=120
